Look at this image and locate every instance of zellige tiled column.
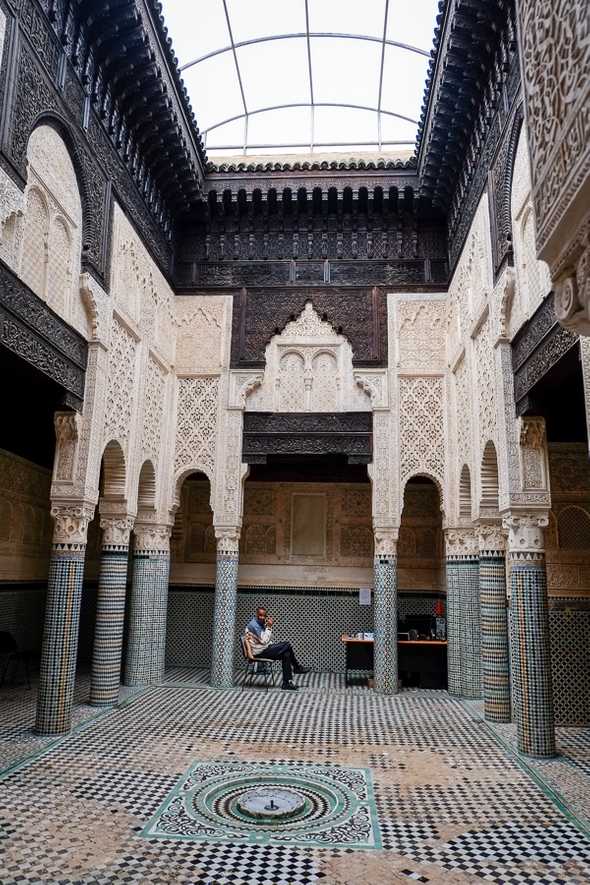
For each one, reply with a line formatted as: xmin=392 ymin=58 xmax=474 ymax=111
xmin=478 ymin=524 xmax=511 ymax=723
xmin=124 ymin=523 xmax=171 ymax=687
xmin=210 ymin=529 xmax=240 ymax=689
xmin=35 ymin=502 xmax=95 ymax=735
xmin=445 ymin=529 xmax=481 ymax=698
xmin=504 ymin=512 xmax=555 ymax=757
xmin=373 ymin=528 xmax=398 ymax=694
xmin=90 ymin=514 xmax=134 ymax=706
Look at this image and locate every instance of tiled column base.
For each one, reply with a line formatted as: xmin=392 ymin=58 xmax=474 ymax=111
xmin=510 ymin=556 xmax=556 ymax=756
xmin=480 ymin=552 xmax=511 ymax=723
xmin=373 ymin=529 xmax=398 ymax=695
xmin=210 ymin=544 xmax=239 ymax=690
xmin=445 ymin=531 xmax=481 ymax=699
xmin=35 ymin=547 xmax=86 ymax=735
xmin=125 ymin=529 xmax=171 ymax=687
xmin=446 ymin=559 xmax=462 ymax=697
xmin=90 ymin=535 xmax=131 ymax=706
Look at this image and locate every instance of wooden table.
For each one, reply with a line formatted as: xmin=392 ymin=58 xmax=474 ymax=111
xmin=341 ymin=635 xmax=448 ymax=688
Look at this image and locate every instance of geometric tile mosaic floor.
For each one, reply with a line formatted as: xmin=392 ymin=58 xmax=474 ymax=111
xmin=1 ymin=670 xmax=590 ymax=884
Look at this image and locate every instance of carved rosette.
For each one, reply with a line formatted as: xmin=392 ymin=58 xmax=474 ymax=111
xmin=373 ymin=528 xmax=398 ymax=559
xmin=133 ymin=523 xmax=171 ymax=554
xmin=100 ymin=515 xmax=135 ymax=549
xmin=478 ymin=523 xmax=507 ymax=557
xmin=445 ymin=528 xmax=479 ymax=560
xmin=51 ymin=502 xmax=95 ymax=549
xmin=502 ymin=512 xmax=549 ymax=561
xmin=216 ymin=528 xmax=241 ymax=558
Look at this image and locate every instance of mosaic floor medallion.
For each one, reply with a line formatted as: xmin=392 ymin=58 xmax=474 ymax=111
xmin=141 ymin=761 xmax=382 ymax=849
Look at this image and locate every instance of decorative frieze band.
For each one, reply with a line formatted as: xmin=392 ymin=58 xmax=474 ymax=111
xmin=445 ymin=528 xmax=479 ymax=560
xmin=100 ymin=515 xmax=135 ymax=549
xmin=50 ymin=501 xmax=95 ymax=548
xmin=502 ymin=511 xmax=549 ymax=560
xmin=133 ymin=523 xmax=171 ymax=554
xmin=215 ymin=528 xmax=241 ymax=558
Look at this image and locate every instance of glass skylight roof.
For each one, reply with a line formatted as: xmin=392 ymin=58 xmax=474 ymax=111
xmin=160 ymin=0 xmax=439 ymax=157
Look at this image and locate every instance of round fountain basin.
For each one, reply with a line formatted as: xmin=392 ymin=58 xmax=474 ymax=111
xmin=236 ymin=787 xmax=306 ymax=821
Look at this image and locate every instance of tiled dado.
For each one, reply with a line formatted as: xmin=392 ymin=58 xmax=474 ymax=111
xmin=0 ymin=582 xmax=97 ymax=663
xmin=165 ymin=586 xmax=443 ymax=674
xmin=547 ymin=597 xmax=590 ymax=726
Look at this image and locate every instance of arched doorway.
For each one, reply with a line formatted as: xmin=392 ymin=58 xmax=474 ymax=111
xmin=397 ymin=476 xmax=446 ymax=688
xmin=167 ymin=471 xmax=215 ymax=681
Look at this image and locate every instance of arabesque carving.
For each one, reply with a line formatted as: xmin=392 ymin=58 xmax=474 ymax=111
xmin=51 ymin=502 xmax=95 ymax=546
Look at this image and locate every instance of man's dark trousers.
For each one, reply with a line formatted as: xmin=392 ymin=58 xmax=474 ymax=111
xmin=256 ymin=641 xmax=301 ymax=685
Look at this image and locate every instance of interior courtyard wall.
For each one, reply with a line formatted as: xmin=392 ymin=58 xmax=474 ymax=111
xmin=543 ymin=444 xmax=590 ymax=725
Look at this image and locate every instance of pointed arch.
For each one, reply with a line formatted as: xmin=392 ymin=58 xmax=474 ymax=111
xmin=480 ymin=441 xmax=499 ymax=514
xmin=137 ymin=459 xmax=157 ymax=514
xmin=101 ymin=440 xmax=127 ymax=503
xmin=459 ymin=464 xmax=472 ymax=522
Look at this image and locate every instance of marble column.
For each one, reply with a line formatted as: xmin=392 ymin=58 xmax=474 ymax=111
xmin=478 ymin=524 xmax=511 ymax=723
xmin=445 ymin=529 xmax=481 ymax=698
xmin=504 ymin=512 xmax=556 ymax=757
xmin=373 ymin=529 xmax=398 ymax=694
xmin=210 ymin=529 xmax=240 ymax=689
xmin=90 ymin=514 xmax=134 ymax=707
xmin=35 ymin=502 xmax=94 ymax=735
xmin=124 ymin=524 xmax=171 ymax=687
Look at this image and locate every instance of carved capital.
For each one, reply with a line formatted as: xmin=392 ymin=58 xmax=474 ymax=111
xmin=373 ymin=527 xmax=398 ymax=557
xmin=133 ymin=523 xmax=171 ymax=553
xmin=519 ymin=416 xmax=546 ymax=449
xmin=51 ymin=502 xmax=95 ymax=547
xmin=445 ymin=528 xmax=479 ymax=559
xmin=100 ymin=515 xmax=134 ymax=547
xmin=215 ymin=527 xmax=241 ymax=557
xmin=478 ymin=523 xmax=506 ymax=555
xmin=502 ymin=511 xmax=549 ymax=557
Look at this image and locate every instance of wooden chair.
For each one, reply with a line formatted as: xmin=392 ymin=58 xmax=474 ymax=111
xmin=0 ymin=631 xmax=31 ymax=689
xmin=240 ymin=634 xmax=280 ymax=690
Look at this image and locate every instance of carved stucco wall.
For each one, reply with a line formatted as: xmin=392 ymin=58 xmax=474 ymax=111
xmin=0 ymin=448 xmax=52 ymax=581
xmin=508 ymin=125 xmax=552 ymax=337
xmin=390 ymin=293 xmax=447 ymax=517
xmin=245 ymin=302 xmax=372 ymax=413
xmin=170 ymin=477 xmax=441 ymax=591
xmin=545 ymin=444 xmax=590 ymax=597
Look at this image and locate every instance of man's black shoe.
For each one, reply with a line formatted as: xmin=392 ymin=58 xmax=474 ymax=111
xmin=281 ymin=682 xmax=299 ymax=691
xmin=293 ymin=666 xmax=310 ymax=674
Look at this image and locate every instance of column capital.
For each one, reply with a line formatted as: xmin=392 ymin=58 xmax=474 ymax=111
xmin=373 ymin=527 xmax=398 ymax=557
xmin=215 ymin=527 xmax=241 ymax=557
xmin=477 ymin=523 xmax=507 ymax=556
xmin=100 ymin=514 xmax=135 ymax=548
xmin=502 ymin=511 xmax=549 ymax=559
xmin=444 ymin=527 xmax=479 ymax=559
xmin=50 ymin=501 xmax=95 ymax=548
xmin=133 ymin=522 xmax=172 ymax=554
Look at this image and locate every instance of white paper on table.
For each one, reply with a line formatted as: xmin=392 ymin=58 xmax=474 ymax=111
xmin=359 ymin=587 xmax=372 ymax=606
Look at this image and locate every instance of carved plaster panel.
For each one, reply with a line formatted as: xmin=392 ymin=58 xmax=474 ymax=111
xmin=395 ymin=298 xmax=446 ymax=372
xmin=141 ymin=356 xmax=166 ymax=466
xmin=245 ymin=301 xmax=370 ymax=412
xmin=399 ymin=376 xmax=445 ymax=498
xmin=0 ymin=448 xmax=52 ymax=581
xmin=174 ymin=376 xmax=220 ymax=484
xmin=103 ymin=318 xmax=138 ymax=449
xmin=0 ymin=166 xmax=25 ymax=272
xmin=518 ymin=0 xmax=590 ymax=264
xmin=174 ymin=296 xmax=230 ymax=374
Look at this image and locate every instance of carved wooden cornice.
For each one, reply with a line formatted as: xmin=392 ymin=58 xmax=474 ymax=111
xmin=0 ymin=256 xmax=87 ymax=410
xmin=242 ymin=412 xmax=373 ymax=465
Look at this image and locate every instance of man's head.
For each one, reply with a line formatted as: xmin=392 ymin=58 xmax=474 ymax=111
xmin=256 ymin=606 xmax=267 ymax=626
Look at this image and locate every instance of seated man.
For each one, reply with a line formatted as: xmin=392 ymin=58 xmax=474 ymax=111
xmin=244 ymin=606 xmax=308 ymax=691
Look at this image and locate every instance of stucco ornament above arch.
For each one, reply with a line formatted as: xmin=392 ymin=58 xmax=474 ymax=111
xmin=245 ymin=301 xmax=371 ymax=413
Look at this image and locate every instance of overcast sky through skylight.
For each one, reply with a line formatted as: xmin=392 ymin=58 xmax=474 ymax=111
xmin=160 ymin=0 xmax=439 ymax=157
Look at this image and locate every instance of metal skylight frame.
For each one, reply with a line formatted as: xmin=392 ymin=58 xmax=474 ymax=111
xmin=180 ymin=1 xmax=431 ymax=154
